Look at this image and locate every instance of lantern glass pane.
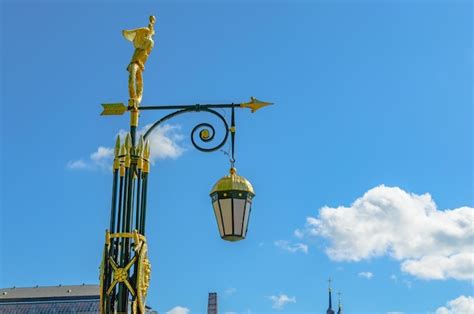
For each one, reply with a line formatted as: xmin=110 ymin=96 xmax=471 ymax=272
xmin=212 ymin=200 xmax=224 ymax=237
xmin=242 ymin=200 xmax=252 ymax=237
xmin=233 ymin=198 xmax=246 ymax=236
xmin=219 ymin=199 xmax=233 ymax=235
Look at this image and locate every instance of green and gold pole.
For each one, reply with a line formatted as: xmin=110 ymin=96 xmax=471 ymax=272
xmin=106 ymin=136 xmax=120 ymax=311
xmin=135 ymin=137 xmax=144 ymax=236
xmin=139 ymin=142 xmax=150 ymax=235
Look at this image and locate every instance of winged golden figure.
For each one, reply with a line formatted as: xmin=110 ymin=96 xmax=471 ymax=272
xmin=123 ymin=15 xmax=156 ymax=107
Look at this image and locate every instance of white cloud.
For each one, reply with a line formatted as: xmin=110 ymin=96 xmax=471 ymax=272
xmin=358 ymin=271 xmax=373 ymax=279
xmin=435 ymin=295 xmax=474 ymax=314
xmin=300 ymin=185 xmax=474 ymax=281
xmin=268 ymin=294 xmax=296 ymax=310
xmin=139 ymin=123 xmax=185 ymax=161
xmin=401 ymin=253 xmax=473 ymax=280
xmin=67 ymin=124 xmax=184 ymax=171
xmin=167 ymin=306 xmax=190 ymax=314
xmin=90 ymin=146 xmax=114 ymax=162
xmin=66 ymin=159 xmax=88 ymax=170
xmin=274 ymin=240 xmax=308 ymax=254
xmin=67 ymin=146 xmax=113 ymax=171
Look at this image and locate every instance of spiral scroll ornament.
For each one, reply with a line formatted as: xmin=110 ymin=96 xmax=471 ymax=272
xmin=191 ymin=121 xmax=228 ymax=152
xmin=144 ymin=107 xmax=230 ymax=153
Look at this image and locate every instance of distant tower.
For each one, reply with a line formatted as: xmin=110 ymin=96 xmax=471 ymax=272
xmin=326 ymin=278 xmax=335 ymax=314
xmin=208 ymin=292 xmax=218 ymax=314
xmin=337 ymin=292 xmax=343 ymax=314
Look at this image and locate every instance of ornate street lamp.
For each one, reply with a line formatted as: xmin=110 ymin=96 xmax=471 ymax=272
xmin=98 ymin=16 xmax=272 ymax=313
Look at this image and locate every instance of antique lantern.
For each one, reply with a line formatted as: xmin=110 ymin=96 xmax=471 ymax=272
xmin=210 ymin=167 xmax=255 ymax=241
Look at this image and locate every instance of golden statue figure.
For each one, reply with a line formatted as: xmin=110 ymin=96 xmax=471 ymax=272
xmin=123 ymin=16 xmax=156 ymax=107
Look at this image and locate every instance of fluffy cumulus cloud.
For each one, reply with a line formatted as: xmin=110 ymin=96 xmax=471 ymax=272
xmin=67 ymin=146 xmax=113 ymax=171
xmin=268 ymin=294 xmax=296 ymax=310
xmin=358 ymin=271 xmax=373 ymax=279
xmin=300 ymin=185 xmax=473 ymax=281
xmin=67 ymin=124 xmax=184 ymax=171
xmin=90 ymin=146 xmax=114 ymax=163
xmin=137 ymin=124 xmax=184 ymax=161
xmin=274 ymin=240 xmax=308 ymax=254
xmin=435 ymin=295 xmax=474 ymax=314
xmin=166 ymin=306 xmax=190 ymax=314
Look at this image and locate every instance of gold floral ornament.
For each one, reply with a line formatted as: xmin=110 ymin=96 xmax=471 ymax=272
xmin=123 ymin=16 xmax=156 ymax=107
xmin=99 ymin=230 xmax=151 ymax=314
xmin=134 ymin=240 xmax=151 ymax=313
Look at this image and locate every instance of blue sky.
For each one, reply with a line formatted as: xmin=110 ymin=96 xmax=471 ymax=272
xmin=1 ymin=0 xmax=472 ymax=313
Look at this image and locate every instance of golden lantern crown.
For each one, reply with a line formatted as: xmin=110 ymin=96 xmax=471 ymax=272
xmin=210 ymin=167 xmax=254 ymax=195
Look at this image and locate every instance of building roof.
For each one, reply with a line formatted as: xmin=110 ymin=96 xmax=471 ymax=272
xmin=0 ymin=284 xmax=158 ymax=313
xmin=0 ymin=300 xmax=99 ymax=313
xmin=0 ymin=284 xmax=99 ymax=302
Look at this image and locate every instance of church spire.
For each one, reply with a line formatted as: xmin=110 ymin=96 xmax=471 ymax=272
xmin=326 ymin=278 xmax=335 ymax=314
xmin=337 ymin=292 xmax=343 ymax=314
